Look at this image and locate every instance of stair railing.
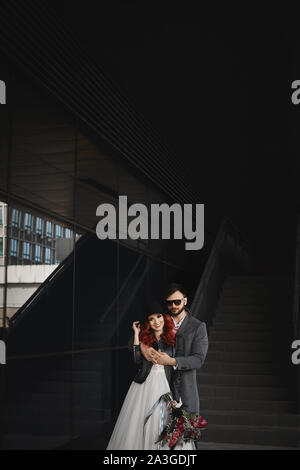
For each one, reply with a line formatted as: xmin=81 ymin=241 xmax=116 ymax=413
xmin=191 ymin=216 xmax=253 ymax=329
xmin=6 ymin=344 xmax=128 ymax=361
xmin=99 ymin=253 xmax=145 ymax=324
xmin=7 ymin=231 xmax=92 ymax=332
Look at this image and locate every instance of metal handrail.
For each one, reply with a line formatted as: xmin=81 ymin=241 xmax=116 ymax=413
xmin=99 ymin=253 xmax=144 ymax=323
xmin=191 ymin=216 xmax=252 ymax=325
xmin=6 ymin=344 xmax=128 ymax=362
xmin=191 ymin=218 xmax=227 ymax=314
xmin=7 ymin=230 xmax=91 ymax=331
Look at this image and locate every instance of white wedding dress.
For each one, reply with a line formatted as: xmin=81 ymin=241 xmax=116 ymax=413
xmin=106 ymin=363 xmax=196 ymax=450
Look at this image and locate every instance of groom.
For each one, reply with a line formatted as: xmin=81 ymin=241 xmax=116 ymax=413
xmin=140 ymin=283 xmax=208 ymax=414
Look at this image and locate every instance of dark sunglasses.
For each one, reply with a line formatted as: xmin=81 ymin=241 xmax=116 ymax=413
xmin=165 ymin=298 xmax=185 ymax=307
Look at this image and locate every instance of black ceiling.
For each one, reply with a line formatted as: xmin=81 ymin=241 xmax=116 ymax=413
xmin=48 ymin=2 xmax=299 ymax=217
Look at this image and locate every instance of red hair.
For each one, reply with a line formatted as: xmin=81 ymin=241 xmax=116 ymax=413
xmin=139 ymin=313 xmax=176 ymax=347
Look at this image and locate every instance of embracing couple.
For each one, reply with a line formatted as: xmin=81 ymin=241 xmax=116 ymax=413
xmin=106 ymin=283 xmax=209 ymax=450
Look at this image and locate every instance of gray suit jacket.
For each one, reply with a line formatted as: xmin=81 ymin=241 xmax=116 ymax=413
xmin=173 ymin=311 xmax=208 ymax=413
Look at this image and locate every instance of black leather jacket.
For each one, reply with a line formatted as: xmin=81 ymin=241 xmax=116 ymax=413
xmin=128 ymin=334 xmax=181 ymax=402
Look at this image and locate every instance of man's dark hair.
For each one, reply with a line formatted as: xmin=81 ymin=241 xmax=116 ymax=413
xmin=164 ymin=282 xmax=187 ymax=299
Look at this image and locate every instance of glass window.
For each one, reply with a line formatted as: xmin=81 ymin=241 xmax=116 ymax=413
xmin=36 ymin=217 xmax=42 ymax=234
xmin=46 ymin=221 xmax=52 ymax=237
xmin=0 ymin=237 xmax=3 ymax=256
xmin=56 ymin=225 xmax=62 ymax=238
xmin=24 ymin=213 xmax=32 ymax=230
xmin=65 ymin=228 xmax=71 ymax=238
xmin=23 ymin=241 xmax=30 ymax=259
xmin=0 ymin=206 xmax=3 ymax=225
xmin=10 ymin=239 xmax=18 ymax=257
xmin=35 ymin=245 xmax=41 ymax=262
xmin=12 ymin=208 xmax=19 ymax=227
xmin=45 ymin=247 xmax=51 ymax=264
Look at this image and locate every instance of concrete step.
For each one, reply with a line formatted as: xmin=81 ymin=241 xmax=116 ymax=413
xmin=197 ymin=373 xmax=281 ymax=387
xmin=214 ymin=313 xmax=271 ymax=323
xmin=200 ymin=409 xmax=300 ymax=427
xmin=208 ymin=340 xmax=273 ymax=352
xmin=200 ymin=397 xmax=294 ymax=413
xmin=201 ymin=361 xmax=276 ymax=375
xmin=219 ymin=305 xmax=273 ymax=314
xmin=211 ymin=322 xmax=271 ymax=332
xmin=209 ymin=330 xmax=273 ymax=341
xmin=220 ymin=290 xmax=273 ymax=299
xmin=221 ymin=289 xmax=273 ymax=298
xmin=220 ymin=300 xmax=273 ymax=308
xmin=197 ymin=441 xmax=300 ymax=450
xmin=205 ymin=350 xmax=273 ymax=363
xmin=201 ymin=423 xmax=300 ymax=447
xmin=223 ymin=275 xmax=283 ymax=285
xmin=220 ymin=286 xmax=273 ymax=295
xmin=198 ymin=384 xmax=288 ymax=400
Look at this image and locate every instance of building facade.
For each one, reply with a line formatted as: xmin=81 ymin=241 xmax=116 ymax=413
xmin=0 ymin=200 xmax=81 ymax=325
xmin=0 ymin=200 xmax=79 ymax=266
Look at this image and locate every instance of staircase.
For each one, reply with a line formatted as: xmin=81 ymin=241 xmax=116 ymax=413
xmin=198 ymin=275 xmax=300 ymax=449
xmin=2 ymin=233 xmax=149 ymax=450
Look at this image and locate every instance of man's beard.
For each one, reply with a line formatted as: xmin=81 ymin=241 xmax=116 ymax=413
xmin=170 ymin=304 xmax=186 ymax=316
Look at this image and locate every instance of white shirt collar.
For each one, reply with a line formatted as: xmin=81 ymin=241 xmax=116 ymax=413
xmin=171 ymin=312 xmax=187 ymax=330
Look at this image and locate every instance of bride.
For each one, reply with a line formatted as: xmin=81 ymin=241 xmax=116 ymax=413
xmin=106 ymin=302 xmax=196 ymax=450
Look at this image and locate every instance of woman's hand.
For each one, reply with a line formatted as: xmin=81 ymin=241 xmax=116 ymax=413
xmin=169 ymin=400 xmax=177 ymax=411
xmin=132 ymin=321 xmax=141 ymax=334
xmin=140 ymin=343 xmax=159 ymax=363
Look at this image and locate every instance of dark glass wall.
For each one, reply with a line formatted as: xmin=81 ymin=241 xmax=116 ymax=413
xmin=0 ymin=59 xmax=184 ymax=449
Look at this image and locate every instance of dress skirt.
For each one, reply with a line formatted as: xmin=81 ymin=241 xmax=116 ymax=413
xmin=106 ymin=363 xmax=196 ymax=450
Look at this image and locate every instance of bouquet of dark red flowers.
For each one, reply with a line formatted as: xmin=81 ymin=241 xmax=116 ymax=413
xmin=155 ymin=392 xmax=208 ymax=449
